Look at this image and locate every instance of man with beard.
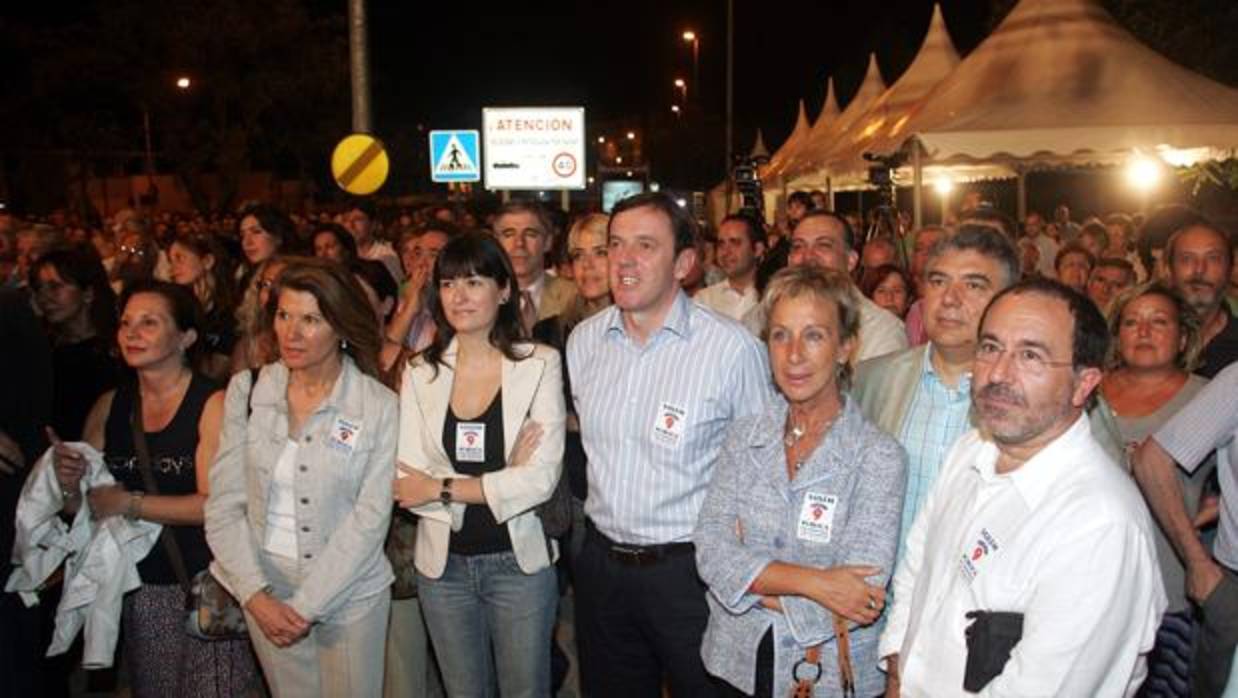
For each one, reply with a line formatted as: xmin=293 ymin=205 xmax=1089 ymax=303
xmin=880 ymin=279 xmax=1165 ymax=696
xmin=1165 ymin=222 xmax=1238 ymax=377
xmin=696 ymin=214 xmax=764 ymax=321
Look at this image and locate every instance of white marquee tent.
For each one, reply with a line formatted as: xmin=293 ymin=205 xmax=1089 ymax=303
xmin=889 ymin=0 xmax=1238 ymax=223
xmin=789 ymin=4 xmax=965 ymax=190
xmin=782 ymin=55 xmax=887 ymax=181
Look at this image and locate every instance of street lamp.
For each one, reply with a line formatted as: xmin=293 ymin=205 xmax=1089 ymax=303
xmin=674 ymin=78 xmax=687 ymax=103
xmin=671 ymin=104 xmax=681 ymax=117
xmin=626 ymin=131 xmax=636 ymax=141
xmin=142 ymin=75 xmax=194 ymax=206
xmin=682 ymin=30 xmax=699 ymax=103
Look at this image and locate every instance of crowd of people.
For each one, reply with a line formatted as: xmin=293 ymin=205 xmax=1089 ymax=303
xmin=0 ymin=186 xmax=1237 ymax=698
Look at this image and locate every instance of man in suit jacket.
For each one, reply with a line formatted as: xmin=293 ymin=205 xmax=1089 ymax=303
xmin=493 ymin=202 xmax=577 ymax=329
xmin=853 ymin=225 xmax=1020 ymax=560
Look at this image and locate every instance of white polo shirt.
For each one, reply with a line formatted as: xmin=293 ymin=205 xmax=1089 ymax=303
xmin=880 ymin=415 xmax=1165 ymax=697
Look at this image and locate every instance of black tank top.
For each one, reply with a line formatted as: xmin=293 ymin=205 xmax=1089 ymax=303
xmin=104 ymin=372 xmax=220 ymax=584
xmin=443 ymin=391 xmax=513 ymax=555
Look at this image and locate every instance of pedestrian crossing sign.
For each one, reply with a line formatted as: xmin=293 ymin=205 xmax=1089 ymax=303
xmin=429 ymin=130 xmax=481 ymax=183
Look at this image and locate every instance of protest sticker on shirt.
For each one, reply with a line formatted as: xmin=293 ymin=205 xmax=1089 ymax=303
xmin=329 ymin=417 xmax=362 ymax=454
xmin=456 ymin=423 xmax=486 ymax=462
xmin=959 ymin=527 xmax=1002 ymax=583
xmin=651 ymin=401 xmax=687 ymax=449
xmin=797 ymin=492 xmax=838 ymax=544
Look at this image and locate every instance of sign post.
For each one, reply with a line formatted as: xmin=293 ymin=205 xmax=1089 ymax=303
xmin=482 ymin=107 xmax=586 ymax=194
xmin=331 ymin=133 xmax=389 ymax=196
xmin=428 ymin=130 xmax=481 ymax=183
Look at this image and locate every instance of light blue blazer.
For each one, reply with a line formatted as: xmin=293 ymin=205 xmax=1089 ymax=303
xmin=694 ymin=395 xmax=907 ymax=697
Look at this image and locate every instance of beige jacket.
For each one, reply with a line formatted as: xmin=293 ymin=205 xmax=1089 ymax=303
xmin=398 ymin=340 xmax=566 ymax=577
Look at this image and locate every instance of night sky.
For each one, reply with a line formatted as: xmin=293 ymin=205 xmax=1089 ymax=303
xmin=360 ymin=0 xmax=995 ymax=149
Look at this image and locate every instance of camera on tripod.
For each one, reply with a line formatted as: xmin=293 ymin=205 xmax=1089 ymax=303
xmin=864 ymin=152 xmax=907 ymax=190
xmin=732 ymin=154 xmax=768 ymax=220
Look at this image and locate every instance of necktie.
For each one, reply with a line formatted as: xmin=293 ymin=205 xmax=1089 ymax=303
xmin=519 ymin=290 xmax=537 ymax=336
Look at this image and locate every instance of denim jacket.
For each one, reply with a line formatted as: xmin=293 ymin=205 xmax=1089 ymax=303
xmin=694 ymin=395 xmax=906 ymax=697
xmin=205 ymin=357 xmax=397 ymax=622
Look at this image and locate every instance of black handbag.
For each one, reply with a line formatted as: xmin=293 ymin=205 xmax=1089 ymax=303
xmin=386 ymin=506 xmax=419 ymax=599
xmin=962 ymin=609 xmax=1024 ymax=692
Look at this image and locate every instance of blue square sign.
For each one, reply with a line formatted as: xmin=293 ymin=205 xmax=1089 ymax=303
xmin=429 ymin=130 xmax=481 ymax=183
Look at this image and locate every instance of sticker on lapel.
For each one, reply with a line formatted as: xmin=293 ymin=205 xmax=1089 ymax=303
xmin=796 ymin=492 xmax=838 ymax=544
xmin=456 ymin=422 xmax=486 ymax=462
xmin=330 ymin=417 xmax=362 ymax=454
xmin=651 ymin=401 xmax=687 ymax=448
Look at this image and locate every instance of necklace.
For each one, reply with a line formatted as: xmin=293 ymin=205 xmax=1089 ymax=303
xmin=784 ymin=408 xmax=840 ymax=471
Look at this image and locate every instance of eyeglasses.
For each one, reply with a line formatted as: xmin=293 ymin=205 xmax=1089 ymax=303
xmin=974 ymin=339 xmax=1074 ymax=375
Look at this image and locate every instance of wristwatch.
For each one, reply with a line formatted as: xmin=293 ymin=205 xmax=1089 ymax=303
xmin=439 ymin=478 xmax=454 ymax=505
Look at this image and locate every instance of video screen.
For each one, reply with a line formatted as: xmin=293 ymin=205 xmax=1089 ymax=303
xmin=602 ymin=180 xmax=644 ymax=213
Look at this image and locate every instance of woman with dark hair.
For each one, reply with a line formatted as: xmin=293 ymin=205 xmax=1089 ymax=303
xmin=30 ymin=247 xmax=123 ymax=441
xmin=1097 ymin=282 xmax=1210 ymax=698
xmin=236 ymin=204 xmax=293 ymax=282
xmin=860 ymin=263 xmax=914 ymax=320
xmin=169 ymin=233 xmax=239 ymax=379
xmin=311 ymin=223 xmax=358 ymax=264
xmin=48 ymin=279 xmax=258 ymax=697
xmin=394 ymin=232 xmax=566 ymax=697
xmin=206 ymin=258 xmax=398 ymax=697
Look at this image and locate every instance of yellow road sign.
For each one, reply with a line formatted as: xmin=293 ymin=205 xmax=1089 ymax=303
xmin=331 ymin=134 xmax=389 ymax=195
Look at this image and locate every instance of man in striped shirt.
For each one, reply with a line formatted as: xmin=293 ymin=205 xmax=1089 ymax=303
xmin=853 ymin=225 xmax=1021 ymax=562
xmin=568 ymin=192 xmax=772 ymax=697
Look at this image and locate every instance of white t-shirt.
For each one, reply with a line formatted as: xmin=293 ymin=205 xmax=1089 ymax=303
xmin=880 ymin=416 xmax=1166 ymax=697
xmin=263 ymin=439 xmax=300 ymax=559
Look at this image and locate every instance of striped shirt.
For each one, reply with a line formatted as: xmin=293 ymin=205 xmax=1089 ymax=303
xmin=896 ymin=344 xmax=972 ymax=561
xmin=567 ymin=291 xmax=773 ymax=544
xmin=1155 ymin=361 xmax=1238 ymax=569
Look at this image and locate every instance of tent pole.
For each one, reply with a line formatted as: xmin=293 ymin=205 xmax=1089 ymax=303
xmin=912 ymin=143 xmax=923 ymax=230
xmin=1016 ymin=168 xmax=1027 ymax=222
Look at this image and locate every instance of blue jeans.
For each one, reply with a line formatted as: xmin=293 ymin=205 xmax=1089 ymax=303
xmin=417 ymin=551 xmax=557 ymax=698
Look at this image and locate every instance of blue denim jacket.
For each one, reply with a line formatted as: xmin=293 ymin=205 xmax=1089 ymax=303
xmin=694 ymin=394 xmax=906 ymax=696
xmin=205 ymin=357 xmax=397 ymax=622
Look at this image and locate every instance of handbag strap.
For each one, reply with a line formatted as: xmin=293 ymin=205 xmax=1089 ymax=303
xmin=130 ymin=380 xmax=194 ymax=596
xmin=788 ymin=615 xmax=854 ymax=698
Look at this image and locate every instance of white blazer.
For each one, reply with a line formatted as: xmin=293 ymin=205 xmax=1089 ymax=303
xmin=398 ymin=340 xmax=566 ymax=577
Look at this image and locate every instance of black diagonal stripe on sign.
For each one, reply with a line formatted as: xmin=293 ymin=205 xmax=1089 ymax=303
xmin=337 ymin=139 xmax=385 ymax=188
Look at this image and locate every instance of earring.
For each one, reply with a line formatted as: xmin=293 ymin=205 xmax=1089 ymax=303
xmin=340 ymin=338 xmax=349 ymax=350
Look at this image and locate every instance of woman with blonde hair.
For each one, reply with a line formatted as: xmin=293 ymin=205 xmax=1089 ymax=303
xmin=696 ymin=266 xmax=906 ymax=697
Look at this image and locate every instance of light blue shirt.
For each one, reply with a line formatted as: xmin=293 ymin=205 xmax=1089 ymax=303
xmin=896 ymin=344 xmax=972 ymax=561
xmin=567 ymin=291 xmax=773 ymax=544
